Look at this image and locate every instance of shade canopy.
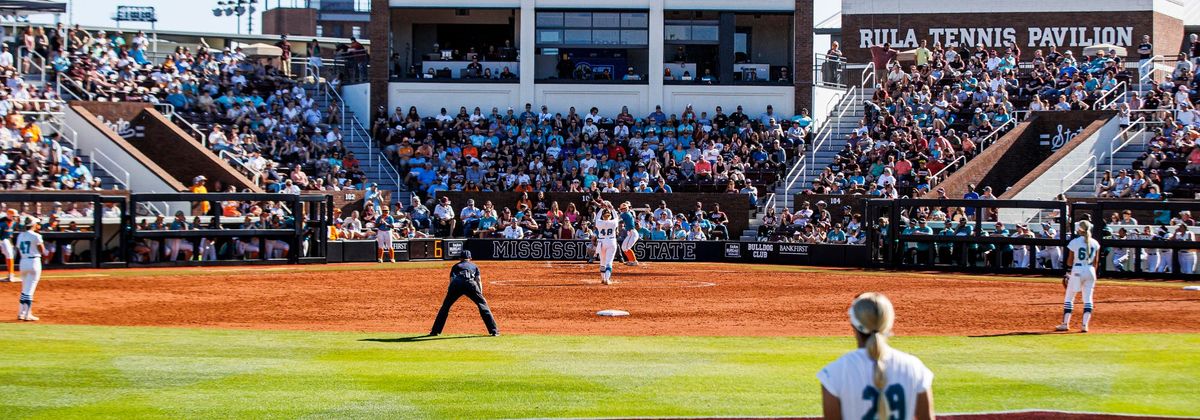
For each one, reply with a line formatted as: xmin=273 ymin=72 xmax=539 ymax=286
xmin=0 ymin=0 xmax=65 ymax=17
xmin=1083 ymin=44 xmax=1127 ymax=57
xmin=240 ymin=43 xmax=283 ymax=57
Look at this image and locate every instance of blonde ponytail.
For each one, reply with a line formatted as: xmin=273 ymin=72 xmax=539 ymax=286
xmin=850 ymin=293 xmax=896 ymax=420
xmin=867 ymin=331 xmax=889 ymax=420
xmin=1076 ymin=220 xmax=1094 ymax=257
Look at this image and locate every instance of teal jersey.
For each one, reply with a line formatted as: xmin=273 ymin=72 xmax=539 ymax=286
xmin=620 ymin=211 xmax=636 ymax=232
xmin=913 ymin=226 xmax=933 ymax=250
xmin=0 ymin=219 xmax=16 ymax=240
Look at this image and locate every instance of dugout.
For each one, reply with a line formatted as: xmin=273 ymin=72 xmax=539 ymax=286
xmin=866 ymin=198 xmax=1200 ymax=280
xmin=126 ymin=193 xmax=332 ymax=266
xmin=1075 ymin=200 xmax=1200 ymax=279
xmin=0 ymin=193 xmax=125 ymax=268
xmin=867 ymin=198 xmax=1074 ymax=274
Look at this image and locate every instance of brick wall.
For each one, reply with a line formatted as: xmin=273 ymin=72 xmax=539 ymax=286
xmin=367 ymin=0 xmax=391 ymax=114
xmin=841 ymin=11 xmax=1172 ymax=63
xmin=793 ymin=1 xmax=814 ymax=113
xmin=262 ymin=8 xmax=318 ymax=37
xmin=130 ymin=111 xmax=262 ymax=193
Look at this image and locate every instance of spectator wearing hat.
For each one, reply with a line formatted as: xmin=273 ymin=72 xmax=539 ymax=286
xmin=190 ymin=175 xmax=209 ymax=216
xmin=433 ymin=196 xmax=457 ymax=238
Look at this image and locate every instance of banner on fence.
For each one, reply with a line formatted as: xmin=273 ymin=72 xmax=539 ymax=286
xmin=463 ymin=239 xmax=867 ymax=267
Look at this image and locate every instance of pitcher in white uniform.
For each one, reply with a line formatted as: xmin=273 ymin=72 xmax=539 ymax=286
xmin=593 ymin=203 xmax=620 ymax=286
xmin=16 ymin=219 xmax=47 ymax=321
xmin=1057 ymin=220 xmax=1101 ymax=333
xmin=818 ymin=292 xmax=935 ymax=420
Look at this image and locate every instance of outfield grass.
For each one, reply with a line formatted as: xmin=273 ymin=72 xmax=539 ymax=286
xmin=0 ymin=325 xmax=1195 ymax=419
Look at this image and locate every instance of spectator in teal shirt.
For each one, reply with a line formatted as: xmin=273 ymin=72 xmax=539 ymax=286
xmin=826 ymin=223 xmax=848 ymax=244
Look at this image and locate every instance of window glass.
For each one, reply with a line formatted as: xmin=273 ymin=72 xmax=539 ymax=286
xmin=621 ymin=30 xmax=648 ymax=45
xmin=592 ymin=13 xmax=620 ymax=28
xmin=592 ymin=30 xmax=620 ymax=45
xmin=664 ymin=25 xmax=690 ymax=41
xmin=691 ymin=25 xmax=719 ymax=42
xmin=536 ymin=12 xmax=563 ymax=27
xmin=564 ymin=29 xmax=591 ymax=44
xmin=621 ymin=12 xmax=648 ymax=28
xmin=537 ymin=30 xmax=562 ymax=44
xmin=563 ymin=12 xmax=591 ymax=28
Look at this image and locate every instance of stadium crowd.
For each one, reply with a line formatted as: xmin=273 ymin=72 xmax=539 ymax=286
xmin=806 ymin=39 xmax=1148 ymax=198
xmin=371 ymin=102 xmax=811 ymax=202
xmin=34 ymin=24 xmax=374 ymax=194
xmin=329 ymin=193 xmax=737 ymax=242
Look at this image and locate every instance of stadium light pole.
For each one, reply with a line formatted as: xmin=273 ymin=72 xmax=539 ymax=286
xmin=212 ymin=0 xmax=258 ymax=35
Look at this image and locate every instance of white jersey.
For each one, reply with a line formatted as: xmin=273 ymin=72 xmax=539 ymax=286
xmin=594 ymin=218 xmax=619 ymax=240
xmin=818 ymin=348 xmax=933 ymax=420
xmin=1067 ymin=236 xmax=1101 ymax=268
xmin=16 ymin=231 xmax=42 ymax=261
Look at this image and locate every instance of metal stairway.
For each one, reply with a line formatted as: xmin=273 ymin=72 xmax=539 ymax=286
xmin=738 ymin=67 xmax=876 ymax=241
xmin=304 ymin=83 xmax=403 ymax=205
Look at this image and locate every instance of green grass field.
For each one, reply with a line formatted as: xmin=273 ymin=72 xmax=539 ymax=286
xmin=0 ymin=324 xmax=1196 ymax=419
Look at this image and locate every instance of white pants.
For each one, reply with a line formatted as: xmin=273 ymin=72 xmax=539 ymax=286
xmin=598 ymin=238 xmax=618 ymax=281
xmin=1156 ymin=250 xmax=1173 ymax=273
xmin=199 ymin=238 xmax=217 ymax=261
xmin=238 ymin=240 xmax=260 ymax=256
xmin=1180 ymin=251 xmax=1197 ymax=275
xmin=0 ymin=238 xmax=12 ymax=260
xmin=145 ymin=239 xmax=160 ymax=261
xmin=376 ymin=231 xmax=394 ymax=250
xmin=19 ymin=259 xmax=41 ymax=305
xmin=1012 ymin=248 xmax=1028 ymax=268
xmin=1111 ymin=249 xmax=1130 ymax=272
xmin=620 ymin=229 xmax=639 ymax=252
xmin=166 ymin=239 xmax=194 ymax=261
xmin=1037 ymin=247 xmax=1062 ymax=269
xmin=267 ymin=240 xmax=290 ymax=259
xmin=1065 ymin=265 xmax=1097 ymax=308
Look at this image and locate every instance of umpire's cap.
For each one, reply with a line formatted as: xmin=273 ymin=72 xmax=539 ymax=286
xmin=462 ymin=251 xmax=473 ymax=260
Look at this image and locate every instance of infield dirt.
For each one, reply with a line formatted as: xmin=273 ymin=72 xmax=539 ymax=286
xmin=3 ymin=261 xmax=1197 ymax=336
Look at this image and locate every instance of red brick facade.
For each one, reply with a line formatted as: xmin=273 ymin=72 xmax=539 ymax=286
xmin=794 ymin=1 xmax=814 ymax=114
xmin=368 ymin=0 xmax=391 ymax=116
xmin=262 ymin=8 xmax=318 ymax=37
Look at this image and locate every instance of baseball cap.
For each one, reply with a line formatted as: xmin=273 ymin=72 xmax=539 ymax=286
xmin=462 ymin=250 xmax=473 ymax=260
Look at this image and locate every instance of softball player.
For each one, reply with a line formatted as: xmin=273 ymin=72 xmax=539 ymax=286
xmin=1011 ymin=224 xmax=1031 ymax=269
xmin=618 ymin=202 xmax=640 ymax=266
xmin=1 ymin=209 xmax=20 ymax=281
xmin=1035 ymin=222 xmax=1062 ymax=269
xmin=594 ymin=203 xmax=619 ymax=285
xmin=16 ymin=220 xmax=47 ymax=321
xmin=194 ymin=216 xmax=217 ymax=262
xmin=818 ymin=292 xmax=935 ymax=420
xmin=1154 ymin=225 xmax=1172 ymax=273
xmin=1057 ymin=220 xmax=1101 ymax=333
xmin=1144 ymin=226 xmax=1160 ymax=273
xmin=376 ymin=207 xmax=396 ymax=263
xmin=1110 ymin=228 xmax=1131 ymax=272
xmin=1172 ymin=224 xmax=1196 ymax=274
xmin=167 ymin=211 xmax=194 ymax=262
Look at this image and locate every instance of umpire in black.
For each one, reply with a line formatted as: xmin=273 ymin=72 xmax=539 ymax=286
xmin=430 ymin=251 xmax=500 ymax=336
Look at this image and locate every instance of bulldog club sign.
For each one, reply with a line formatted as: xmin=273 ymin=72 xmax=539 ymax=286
xmin=857 ymin=26 xmax=1134 ymax=49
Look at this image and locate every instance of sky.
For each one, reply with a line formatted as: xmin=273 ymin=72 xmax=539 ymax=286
xmin=30 ymin=0 xmax=269 ymax=35
xmin=28 ymin=1 xmax=842 ymax=37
